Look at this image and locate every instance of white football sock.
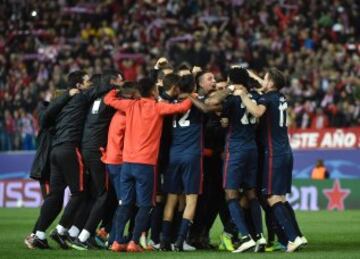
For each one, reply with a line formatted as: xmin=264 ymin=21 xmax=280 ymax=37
xmin=78 ymin=229 xmax=90 ymax=243
xmin=68 ymin=225 xmax=80 ymax=238
xmin=35 ymin=231 xmax=46 ymax=240
xmin=56 ymin=225 xmax=67 ymax=235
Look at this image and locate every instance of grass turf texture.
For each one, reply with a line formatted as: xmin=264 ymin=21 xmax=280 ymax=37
xmin=1 ymin=209 xmax=360 ymax=259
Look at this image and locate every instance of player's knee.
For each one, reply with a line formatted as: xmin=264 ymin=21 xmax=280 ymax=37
xmin=267 ymin=195 xmax=282 ymax=207
xmin=245 ymin=189 xmax=257 ymax=200
xmin=156 ymin=195 xmax=164 ymax=203
xmin=225 ymin=189 xmax=238 ymax=201
xmin=239 ymin=195 xmax=248 ymax=208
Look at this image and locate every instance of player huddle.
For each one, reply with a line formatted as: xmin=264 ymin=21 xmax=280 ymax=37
xmin=24 ymin=57 xmax=307 ymax=253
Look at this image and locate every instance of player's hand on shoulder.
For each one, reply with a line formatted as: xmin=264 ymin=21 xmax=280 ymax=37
xmin=192 ymin=66 xmax=202 ymax=75
xmin=178 ymin=93 xmax=190 ymax=99
xmin=233 ymin=85 xmax=248 ymax=96
xmin=69 ymin=88 xmax=80 ymax=96
xmin=220 ymin=117 xmax=229 ymax=128
xmin=154 ymin=57 xmax=168 ymax=69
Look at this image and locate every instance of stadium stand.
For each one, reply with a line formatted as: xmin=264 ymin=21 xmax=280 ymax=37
xmin=0 ymin=0 xmax=359 ymax=151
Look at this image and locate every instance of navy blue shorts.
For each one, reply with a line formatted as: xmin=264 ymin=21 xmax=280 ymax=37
xmin=164 ymin=155 xmax=203 ymax=195
xmin=107 ymin=164 xmax=122 ymax=200
xmin=223 ymin=149 xmax=258 ymax=190
xmin=261 ymin=152 xmax=293 ymax=196
xmin=119 ymin=163 xmax=156 ymax=207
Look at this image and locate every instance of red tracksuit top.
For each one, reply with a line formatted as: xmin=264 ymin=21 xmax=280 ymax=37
xmin=101 ymin=111 xmax=126 ymax=165
xmin=104 ymin=90 xmax=192 ymax=165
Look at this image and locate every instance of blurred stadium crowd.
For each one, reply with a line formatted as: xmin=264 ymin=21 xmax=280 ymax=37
xmin=0 ymin=0 xmax=359 ymax=151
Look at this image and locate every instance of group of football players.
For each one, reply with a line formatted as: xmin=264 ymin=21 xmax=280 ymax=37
xmin=25 ymin=57 xmax=307 ymax=253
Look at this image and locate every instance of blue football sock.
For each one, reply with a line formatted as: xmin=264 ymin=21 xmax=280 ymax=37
xmin=171 ymin=210 xmax=183 ymax=242
xmin=249 ymin=198 xmax=263 ymax=236
xmin=150 ymin=202 xmax=164 ymax=243
xmin=161 ymin=220 xmax=172 ymax=242
xmin=272 ymin=202 xmax=297 ymax=242
xmin=132 ymin=206 xmax=152 ymax=243
xmin=176 ymin=218 xmax=192 ymax=244
xmin=227 ymin=199 xmax=250 ymax=237
xmin=115 ymin=205 xmax=131 ymax=243
xmin=284 ymin=201 xmax=303 ymax=237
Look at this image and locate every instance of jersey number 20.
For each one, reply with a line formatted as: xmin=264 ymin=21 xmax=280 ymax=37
xmin=240 ymin=103 xmax=256 ymax=125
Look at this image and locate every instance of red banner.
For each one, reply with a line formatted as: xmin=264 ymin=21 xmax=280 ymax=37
xmin=288 ymin=127 xmax=360 ymax=150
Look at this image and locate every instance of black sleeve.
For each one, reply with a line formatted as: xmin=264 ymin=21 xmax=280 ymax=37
xmin=40 ymin=93 xmax=71 ymax=128
xmin=222 ymin=95 xmax=233 ymax=116
xmin=325 ymin=170 xmax=330 ymax=179
xmin=149 ymin=68 xmax=159 ymax=85
xmin=83 ymin=84 xmax=115 ymax=103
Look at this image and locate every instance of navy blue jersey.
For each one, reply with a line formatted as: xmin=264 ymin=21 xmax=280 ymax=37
xmin=170 ymin=101 xmax=203 ymax=156
xmin=223 ymin=92 xmax=259 ymax=152
xmin=157 ymin=91 xmax=176 ymax=168
xmin=257 ymin=91 xmax=291 ymax=156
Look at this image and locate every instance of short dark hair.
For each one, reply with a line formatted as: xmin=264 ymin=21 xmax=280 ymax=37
xmin=268 ymin=68 xmax=286 ymax=90
xmin=138 ymin=77 xmax=155 ymax=97
xmin=102 ymin=69 xmax=123 ymax=86
xmin=120 ymin=81 xmax=138 ymax=97
xmin=195 ymin=70 xmax=207 ymax=89
xmin=228 ymin=67 xmax=250 ymax=87
xmin=67 ymin=70 xmax=86 ymax=89
xmin=163 ymin=73 xmax=181 ymax=91
xmin=177 ymin=63 xmax=191 ymax=72
xmin=179 ymin=74 xmax=196 ymax=94
xmin=90 ymin=74 xmax=102 ymax=88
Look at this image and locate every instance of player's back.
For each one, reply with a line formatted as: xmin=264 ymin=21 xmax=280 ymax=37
xmin=223 ymin=94 xmax=257 ymax=152
xmin=258 ymin=91 xmax=291 ymax=156
xmin=170 ymin=103 xmax=203 ymax=157
xmin=123 ymin=98 xmax=165 ymax=165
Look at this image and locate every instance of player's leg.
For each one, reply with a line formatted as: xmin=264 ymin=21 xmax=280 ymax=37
xmin=112 ymin=163 xmax=135 ymax=249
xmin=148 ymin=162 xmax=166 ymax=249
xmin=106 ymin=164 xmax=122 ymax=248
xmin=240 ymin=194 xmax=255 ymax=238
xmin=97 ymin=180 xmax=117 ymax=244
xmin=265 ymin=155 xmax=302 ymax=252
xmin=148 ymin=194 xmax=165 ymax=249
xmin=281 ymin=153 xmax=307 ymax=245
xmin=27 ymin=150 xmax=66 ymax=249
xmin=160 ymin=159 xmax=182 ymax=250
xmin=224 ymin=152 xmax=255 ymax=253
xmin=198 ymin=156 xmax=220 ymax=249
xmin=174 ymin=194 xmax=198 ymax=251
xmin=173 ymin=156 xmax=202 ymax=251
xmin=172 ymin=195 xmax=185 ymax=243
xmin=161 ymin=193 xmax=179 ymax=250
xmin=30 ymin=179 xmax=50 ymax=235
xmin=243 ymin=149 xmax=265 ymax=251
xmin=53 ymin=146 xmax=87 ymax=249
xmin=75 ymin=150 xmax=108 ymax=248
xmin=128 ymin=164 xmax=155 ymax=252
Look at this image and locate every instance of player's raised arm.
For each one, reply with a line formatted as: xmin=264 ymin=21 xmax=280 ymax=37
xmin=204 ymin=88 xmax=233 ymax=106
xmin=188 ymin=94 xmax=222 ymax=113
xmin=103 ymin=89 xmax=133 ymax=112
xmin=247 ymin=69 xmax=266 ymax=88
xmin=156 ymin=97 xmax=192 ymax=115
xmin=234 ymin=87 xmax=266 ymax=118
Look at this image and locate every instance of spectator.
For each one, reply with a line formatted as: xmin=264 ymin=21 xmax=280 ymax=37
xmin=311 ymin=160 xmax=330 ymax=180
xmin=0 ymin=0 xmax=359 ymax=150
xmin=310 ymin=108 xmax=330 ymax=129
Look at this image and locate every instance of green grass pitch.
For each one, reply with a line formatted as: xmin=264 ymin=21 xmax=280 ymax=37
xmin=1 ymin=209 xmax=360 ymax=259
